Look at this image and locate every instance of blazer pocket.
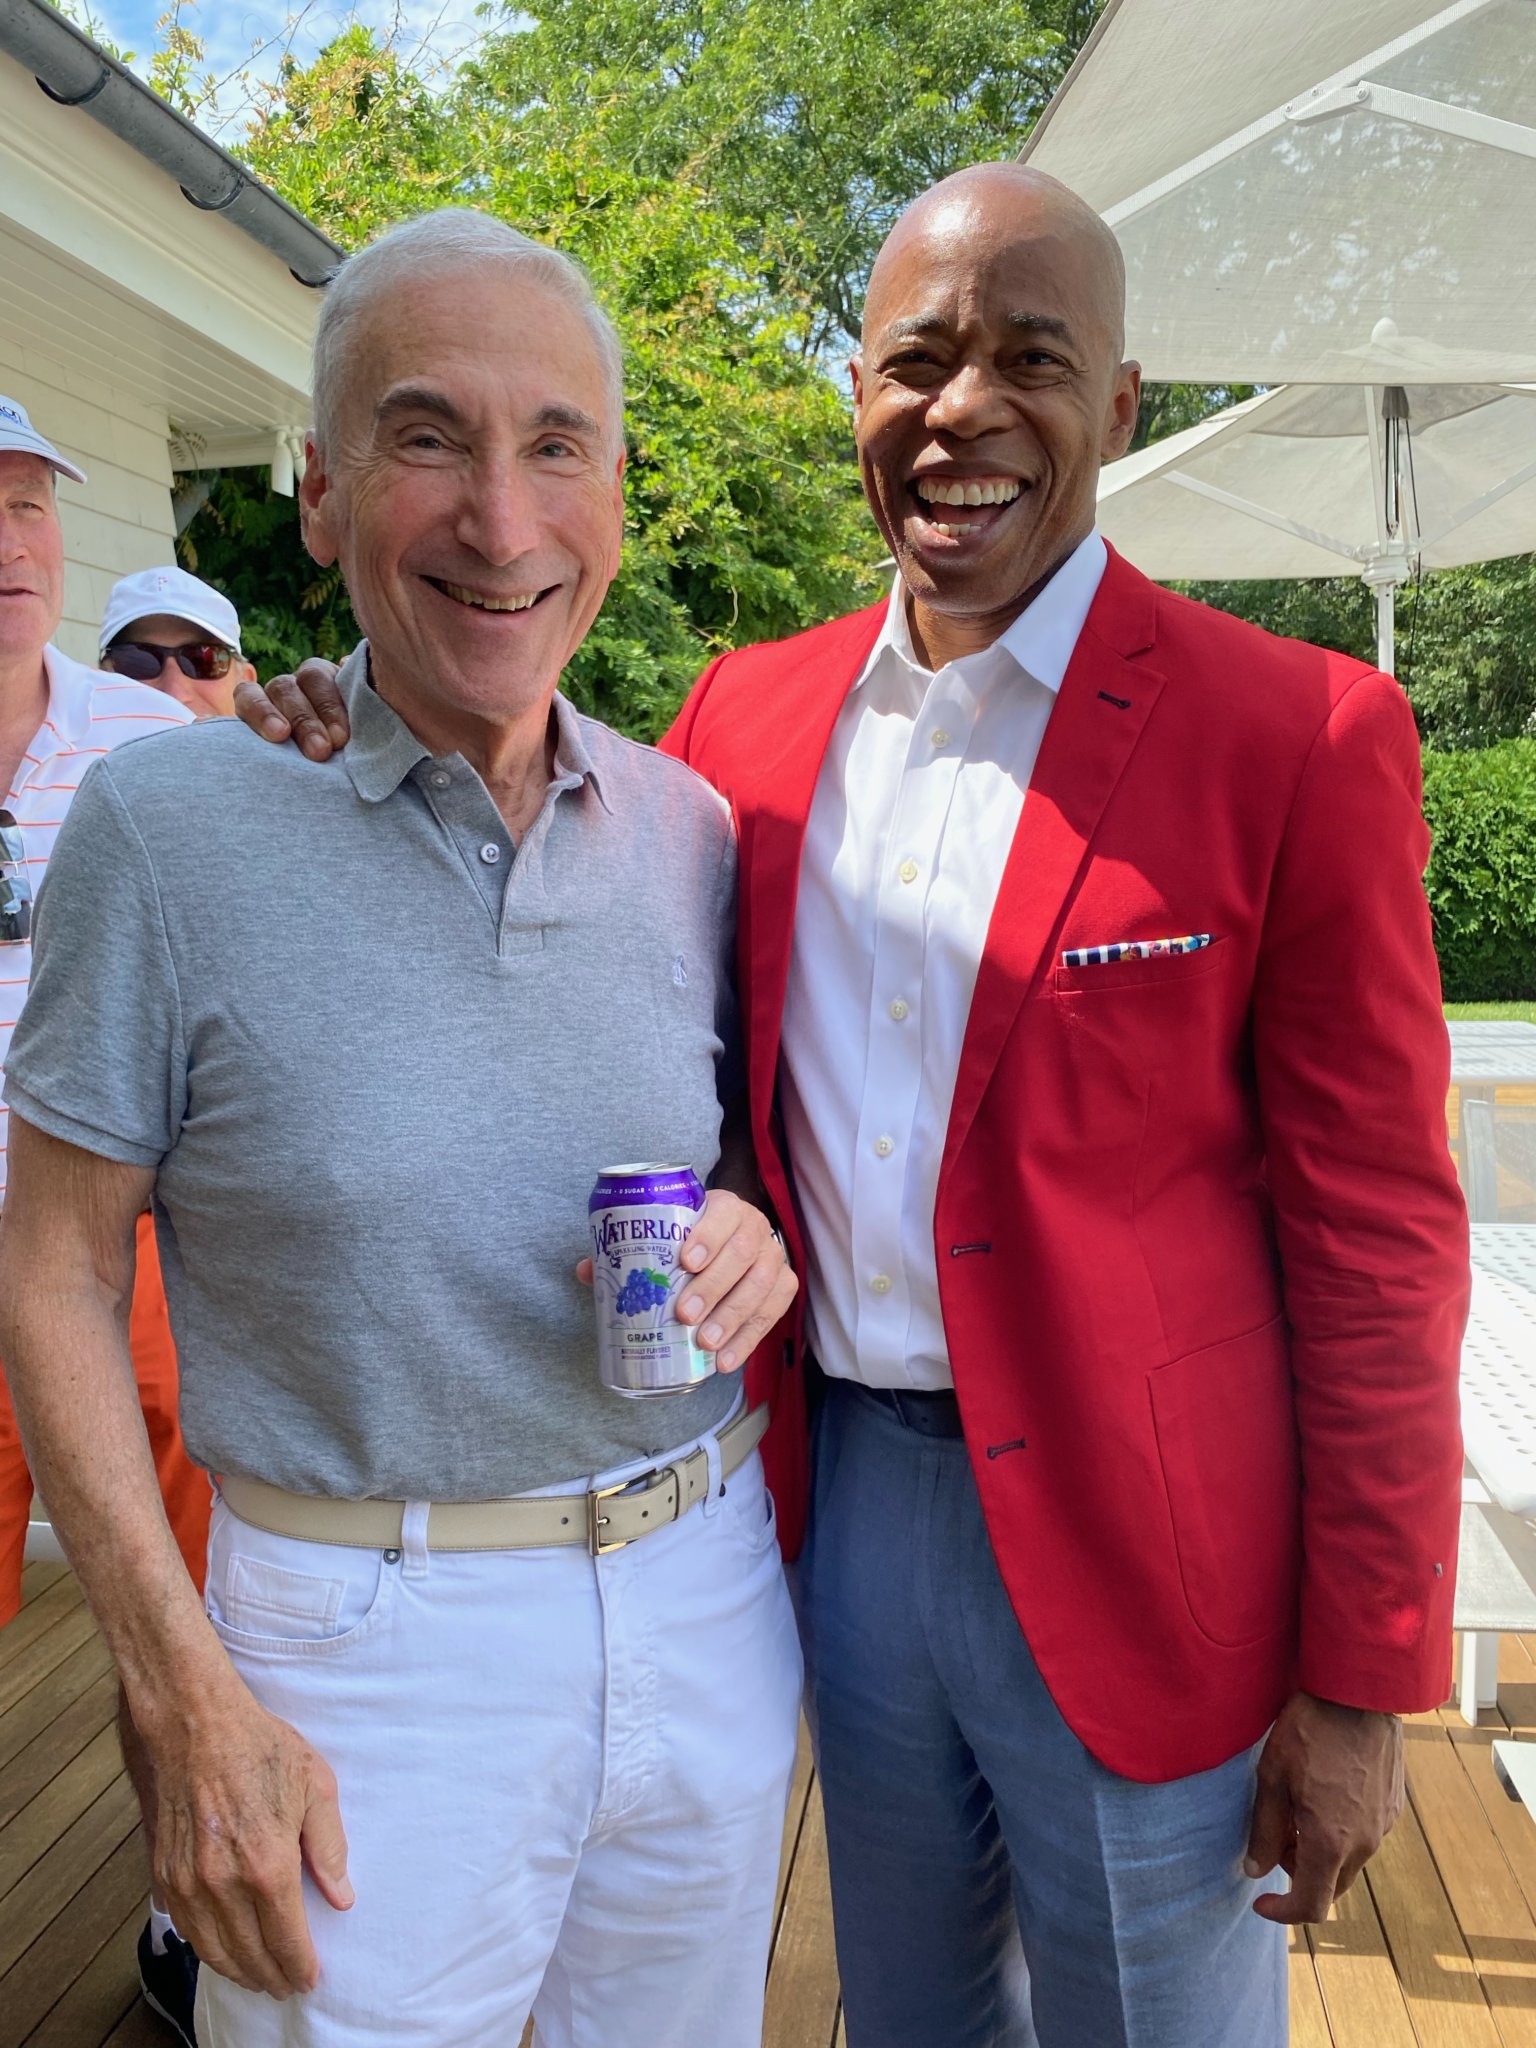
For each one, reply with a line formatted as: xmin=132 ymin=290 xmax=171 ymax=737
xmin=1148 ymin=1315 xmax=1300 ymax=1649
xmin=1053 ymin=938 xmax=1226 ymax=996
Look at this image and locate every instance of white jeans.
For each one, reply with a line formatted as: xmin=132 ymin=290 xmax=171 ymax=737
xmin=194 ymin=1427 xmax=803 ymax=2048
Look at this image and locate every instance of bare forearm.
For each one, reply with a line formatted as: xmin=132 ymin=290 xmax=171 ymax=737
xmin=0 ymin=1249 xmax=229 ymax=1731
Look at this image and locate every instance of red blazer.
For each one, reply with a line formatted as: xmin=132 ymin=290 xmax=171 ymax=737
xmin=662 ymin=545 xmax=1468 ymax=1783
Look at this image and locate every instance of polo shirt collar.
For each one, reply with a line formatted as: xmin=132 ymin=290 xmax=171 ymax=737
xmin=340 ymin=645 xmax=611 ymax=813
xmin=41 ymin=644 xmax=102 ymax=749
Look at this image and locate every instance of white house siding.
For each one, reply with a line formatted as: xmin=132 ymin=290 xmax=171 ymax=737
xmin=0 ymin=350 xmax=176 ymax=666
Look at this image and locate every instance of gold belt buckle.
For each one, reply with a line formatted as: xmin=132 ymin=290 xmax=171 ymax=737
xmin=586 ymin=1467 xmax=660 ymax=1556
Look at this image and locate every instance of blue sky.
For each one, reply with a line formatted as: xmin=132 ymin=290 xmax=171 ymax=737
xmin=71 ymin=0 xmax=496 ymax=140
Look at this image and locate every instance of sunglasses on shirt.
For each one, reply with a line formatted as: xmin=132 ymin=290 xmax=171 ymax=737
xmin=0 ymin=809 xmax=32 ymax=945
xmin=105 ymin=639 xmax=235 ymax=683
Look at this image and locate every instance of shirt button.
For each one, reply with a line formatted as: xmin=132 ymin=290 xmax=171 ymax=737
xmin=870 ymin=1274 xmax=893 ymax=1296
xmin=898 ymin=858 xmax=919 ymax=884
xmin=479 ymin=842 xmax=502 ymax=865
xmin=888 ymin=998 xmax=909 ymax=1022
xmin=930 ymin=728 xmax=950 ymax=748
xmin=428 ymin=770 xmax=451 ymax=790
xmin=874 ymin=1136 xmax=895 ymax=1157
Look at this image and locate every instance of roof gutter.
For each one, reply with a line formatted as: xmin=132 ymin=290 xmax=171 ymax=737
xmin=0 ymin=0 xmax=344 ymax=287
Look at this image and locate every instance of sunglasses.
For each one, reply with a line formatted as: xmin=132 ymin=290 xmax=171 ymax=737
xmin=105 ymin=639 xmax=235 ymax=683
xmin=0 ymin=809 xmax=32 ymax=945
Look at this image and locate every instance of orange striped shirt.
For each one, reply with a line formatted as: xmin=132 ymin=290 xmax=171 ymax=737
xmin=1 ymin=646 xmax=192 ymax=1198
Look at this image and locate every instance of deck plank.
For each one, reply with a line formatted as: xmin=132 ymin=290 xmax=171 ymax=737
xmin=0 ymin=1775 xmax=141 ymax=1981
xmin=0 ymin=1724 xmax=126 ymax=1904
xmin=1306 ymin=1866 xmax=1417 ymax=2046
xmin=763 ymin=1782 xmax=840 ymax=2048
xmin=1289 ymin=1928 xmax=1335 ymax=2048
xmin=99 ymin=2000 xmax=173 ymax=2048
xmin=1366 ymin=1787 xmax=1502 ymax=2046
xmin=1449 ymin=1727 xmax=1536 ymax=1929
xmin=0 ymin=1667 xmax=118 ymax=1834
xmin=775 ymin=1720 xmax=814 ymax=1939
xmin=20 ymin=1898 xmax=144 ymax=2048
xmin=1408 ymin=1723 xmax=1536 ymax=2042
xmin=0 ymin=1825 xmax=147 ymax=2048
xmin=0 ymin=1638 xmax=115 ymax=1776
xmin=0 ymin=1602 xmax=100 ymax=1723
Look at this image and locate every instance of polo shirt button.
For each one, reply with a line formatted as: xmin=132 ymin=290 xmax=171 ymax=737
xmin=930 ymin=728 xmax=950 ymax=748
xmin=428 ymin=770 xmax=451 ymax=790
xmin=889 ymin=998 xmax=909 ymax=1021
xmin=870 ymin=1274 xmax=893 ymax=1295
xmin=898 ymin=859 xmax=919 ymax=884
xmin=874 ymin=1135 xmax=894 ymax=1157
xmin=479 ymin=843 xmax=502 ymax=865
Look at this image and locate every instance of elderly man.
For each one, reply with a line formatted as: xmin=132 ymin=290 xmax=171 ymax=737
xmin=99 ymin=565 xmax=257 ymax=720
xmin=0 ymin=396 xmax=206 ymax=2040
xmin=257 ymin=168 xmax=1469 ymax=2048
xmin=0 ymin=212 xmax=801 ymax=2048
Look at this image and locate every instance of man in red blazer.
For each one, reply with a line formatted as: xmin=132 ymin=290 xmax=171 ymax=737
xmin=248 ymin=163 xmax=1467 ymax=2048
xmin=660 ymin=164 xmax=1466 ymax=2046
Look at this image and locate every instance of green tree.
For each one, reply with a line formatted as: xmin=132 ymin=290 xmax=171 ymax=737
xmin=180 ymin=0 xmax=1102 ymax=735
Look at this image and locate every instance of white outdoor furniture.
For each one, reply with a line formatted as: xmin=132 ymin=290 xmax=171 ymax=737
xmin=1451 ymin=1228 xmax=1536 ymax=1718
xmin=1449 ymin=1020 xmax=1536 ymax=1090
xmin=1495 ymin=1739 xmax=1536 ymax=1813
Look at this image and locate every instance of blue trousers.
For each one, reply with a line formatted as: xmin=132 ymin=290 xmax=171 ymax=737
xmin=799 ymin=1377 xmax=1287 ymax=2048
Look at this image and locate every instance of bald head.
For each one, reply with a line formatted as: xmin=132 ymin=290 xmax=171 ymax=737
xmin=850 ymin=161 xmax=1139 ymax=666
xmin=865 ymin=164 xmax=1126 ymax=363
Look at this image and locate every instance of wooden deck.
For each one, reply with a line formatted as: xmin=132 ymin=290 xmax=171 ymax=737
xmin=8 ymin=1567 xmax=1536 ymax=2046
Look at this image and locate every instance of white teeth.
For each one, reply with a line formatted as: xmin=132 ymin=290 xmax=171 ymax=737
xmin=914 ymin=478 xmax=1021 ymax=507
xmin=440 ymin=580 xmax=539 ymax=612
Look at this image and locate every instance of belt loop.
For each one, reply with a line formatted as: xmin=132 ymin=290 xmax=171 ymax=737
xmin=400 ymin=1500 xmax=431 ymax=1578
xmin=700 ymin=1427 xmax=725 ymax=1518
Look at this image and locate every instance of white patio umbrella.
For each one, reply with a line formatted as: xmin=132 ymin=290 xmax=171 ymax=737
xmin=1021 ymin=0 xmax=1536 ymax=385
xmin=1095 ymin=381 xmax=1536 ymax=672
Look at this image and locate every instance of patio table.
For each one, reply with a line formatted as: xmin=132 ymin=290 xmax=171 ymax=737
xmin=1462 ymin=1227 xmax=1536 ymax=1516
xmin=1449 ymin=1021 xmax=1536 ymax=1090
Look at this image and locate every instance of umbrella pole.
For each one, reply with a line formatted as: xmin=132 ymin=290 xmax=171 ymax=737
xmin=1376 ymin=579 xmax=1395 ymax=676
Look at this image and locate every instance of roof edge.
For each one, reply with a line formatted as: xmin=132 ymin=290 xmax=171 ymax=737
xmin=0 ymin=0 xmax=344 ymax=287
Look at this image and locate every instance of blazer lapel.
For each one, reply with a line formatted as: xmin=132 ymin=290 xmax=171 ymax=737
xmin=742 ymin=605 xmax=884 ymax=1119
xmin=942 ymin=551 xmax=1167 ymax=1175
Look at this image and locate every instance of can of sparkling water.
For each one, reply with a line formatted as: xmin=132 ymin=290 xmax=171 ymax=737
xmin=589 ymin=1163 xmax=713 ymax=1397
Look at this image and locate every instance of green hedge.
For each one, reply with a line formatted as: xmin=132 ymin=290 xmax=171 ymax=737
xmin=1422 ymin=740 xmax=1536 ymax=1002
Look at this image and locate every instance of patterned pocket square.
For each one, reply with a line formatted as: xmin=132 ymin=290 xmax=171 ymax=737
xmin=1061 ymin=934 xmax=1214 ymax=968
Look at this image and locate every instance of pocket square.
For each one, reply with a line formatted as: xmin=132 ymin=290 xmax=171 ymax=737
xmin=1061 ymin=934 xmax=1214 ymax=968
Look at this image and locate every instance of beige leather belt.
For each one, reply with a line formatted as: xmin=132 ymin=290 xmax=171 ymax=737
xmin=218 ymin=1404 xmax=769 ymax=1558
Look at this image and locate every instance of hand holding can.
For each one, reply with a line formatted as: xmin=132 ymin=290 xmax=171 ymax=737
xmin=590 ymin=1165 xmax=713 ymax=1397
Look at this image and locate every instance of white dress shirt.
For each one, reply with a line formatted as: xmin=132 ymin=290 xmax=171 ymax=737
xmin=779 ymin=529 xmax=1108 ymax=1389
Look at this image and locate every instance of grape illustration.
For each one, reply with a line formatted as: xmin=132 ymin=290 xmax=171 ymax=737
xmin=616 ymin=1267 xmax=671 ymax=1316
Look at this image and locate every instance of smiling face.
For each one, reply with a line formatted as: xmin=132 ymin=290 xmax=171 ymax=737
xmin=854 ymin=166 xmax=1140 ymax=659
xmin=0 ymin=453 xmax=64 ymax=685
xmin=101 ymin=612 xmax=251 ymax=719
xmin=300 ymin=266 xmax=625 ymax=738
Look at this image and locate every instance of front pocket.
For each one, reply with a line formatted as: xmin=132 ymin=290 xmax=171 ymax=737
xmin=1148 ymin=1316 xmax=1300 ymax=1648
xmin=206 ymin=1504 xmax=397 ymax=1659
xmin=224 ymin=1557 xmax=344 ymax=1640
xmin=1053 ymin=937 xmax=1227 ymax=996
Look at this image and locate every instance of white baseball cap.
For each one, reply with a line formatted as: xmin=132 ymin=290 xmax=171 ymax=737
xmin=0 ymin=394 xmax=87 ymax=485
xmin=100 ymin=566 xmax=243 ymax=657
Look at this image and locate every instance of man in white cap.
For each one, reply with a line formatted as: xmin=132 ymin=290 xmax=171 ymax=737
xmin=99 ymin=566 xmax=256 ymax=721
xmin=0 ymin=396 xmax=204 ymax=2043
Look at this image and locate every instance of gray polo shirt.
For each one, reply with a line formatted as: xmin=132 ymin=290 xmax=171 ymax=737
xmin=5 ymin=651 xmax=741 ymax=1497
